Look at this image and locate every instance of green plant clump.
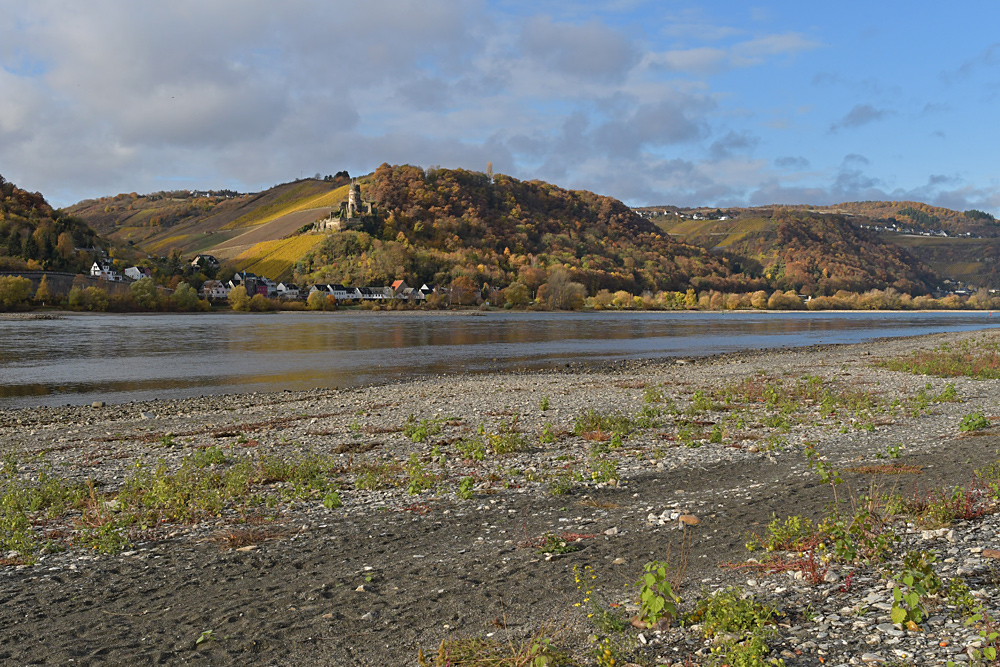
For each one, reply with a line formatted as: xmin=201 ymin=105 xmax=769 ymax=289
xmin=959 ymin=412 xmax=990 ymax=432
xmin=636 ymin=560 xmax=680 ymax=627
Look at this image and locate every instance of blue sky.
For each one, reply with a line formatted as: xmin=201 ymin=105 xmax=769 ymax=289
xmin=0 ymin=1 xmax=997 ymax=213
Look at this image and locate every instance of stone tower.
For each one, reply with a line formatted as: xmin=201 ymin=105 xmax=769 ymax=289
xmin=346 ymin=179 xmax=361 ymax=218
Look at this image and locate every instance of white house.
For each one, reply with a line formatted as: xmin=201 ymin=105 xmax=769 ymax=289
xmin=276 ymin=282 xmax=300 ymax=300
xmin=90 ymin=261 xmax=123 ymax=282
xmin=124 ymin=266 xmax=151 ymax=281
xmin=200 ymin=280 xmax=230 ymax=300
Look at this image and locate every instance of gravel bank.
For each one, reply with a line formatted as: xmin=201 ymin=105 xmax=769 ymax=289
xmin=1 ymin=330 xmax=999 ymax=666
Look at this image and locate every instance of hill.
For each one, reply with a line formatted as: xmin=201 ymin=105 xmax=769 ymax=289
xmin=0 ymin=174 xmax=101 ymax=273
xmin=298 ymin=164 xmax=760 ymax=293
xmin=651 ymin=202 xmax=998 ymax=289
xmin=65 ymin=177 xmax=352 ymax=262
xmin=656 ymin=209 xmax=937 ymax=295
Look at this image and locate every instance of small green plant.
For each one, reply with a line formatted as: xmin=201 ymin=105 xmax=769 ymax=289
xmin=191 ymin=446 xmax=227 ymax=468
xmin=457 ymin=477 xmax=475 ymax=500
xmin=635 ymin=560 xmax=680 ymax=627
xmin=455 ymin=437 xmax=486 ymax=461
xmin=709 ymin=424 xmax=723 ymax=443
xmin=693 ymin=587 xmax=783 ymax=667
xmin=547 ymin=471 xmax=576 ymax=496
xmin=945 ymin=576 xmax=978 ymax=616
xmin=890 ymin=550 xmax=942 ymax=627
xmin=158 ymin=434 xmax=175 ymax=447
xmin=539 ymin=395 xmax=550 ymax=411
xmin=589 ymin=456 xmax=618 ymax=484
xmin=573 ymin=409 xmax=635 ymax=438
xmin=403 ymin=415 xmax=444 ymax=442
xmin=537 ymin=532 xmax=581 ymax=555
xmin=195 ymin=629 xmax=215 ymax=646
xmin=687 ymin=389 xmax=715 ymax=414
xmin=540 ymin=423 xmax=556 ymax=444
xmin=322 ymin=490 xmax=342 ymax=509
xmin=935 ymin=383 xmax=959 ymax=402
xmin=886 ymin=443 xmax=903 ymax=460
xmin=405 ymin=454 xmax=435 ymax=495
xmin=745 ymin=514 xmax=816 ymax=552
xmin=487 ymin=419 xmax=529 ymax=455
xmin=960 ymin=411 xmax=990 ymax=432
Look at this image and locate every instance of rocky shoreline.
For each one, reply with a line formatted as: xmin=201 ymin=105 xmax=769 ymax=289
xmin=1 ymin=330 xmax=1000 ymax=666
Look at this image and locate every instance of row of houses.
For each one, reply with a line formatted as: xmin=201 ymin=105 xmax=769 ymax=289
xmin=199 ymin=272 xmax=444 ymax=303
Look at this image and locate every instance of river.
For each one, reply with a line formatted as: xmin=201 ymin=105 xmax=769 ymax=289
xmin=0 ymin=310 xmax=997 ymax=409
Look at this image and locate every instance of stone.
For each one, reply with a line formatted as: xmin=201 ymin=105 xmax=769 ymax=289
xmin=91 ymin=401 xmax=105 ymax=408
xmin=861 ymin=653 xmax=885 ymax=663
xmin=982 ymin=549 xmax=1000 ymax=559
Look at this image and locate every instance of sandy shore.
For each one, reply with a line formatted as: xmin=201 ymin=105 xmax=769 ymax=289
xmin=1 ymin=330 xmax=1000 ymax=666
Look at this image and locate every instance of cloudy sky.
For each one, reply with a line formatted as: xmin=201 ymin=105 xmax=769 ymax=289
xmin=1 ymin=1 xmax=998 ymax=212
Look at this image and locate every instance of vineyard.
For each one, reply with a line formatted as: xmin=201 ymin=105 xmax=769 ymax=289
xmin=222 ymin=183 xmax=350 ymax=230
xmin=233 ymin=234 xmax=326 ymax=280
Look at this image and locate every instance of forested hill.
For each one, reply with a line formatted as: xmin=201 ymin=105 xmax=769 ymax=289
xmin=658 ymin=209 xmax=938 ymax=295
xmin=824 ymin=201 xmax=998 ymax=237
xmin=0 ymin=174 xmax=100 ymax=273
xmin=299 ymin=164 xmax=762 ymax=293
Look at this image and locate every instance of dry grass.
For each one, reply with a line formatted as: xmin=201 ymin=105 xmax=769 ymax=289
xmin=211 ymin=525 xmax=285 ymax=550
xmin=846 ymin=464 xmax=923 ymax=475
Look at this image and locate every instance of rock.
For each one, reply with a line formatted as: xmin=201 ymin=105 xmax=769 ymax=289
xmin=360 ymin=611 xmax=374 ymax=621
xmin=355 ymin=585 xmax=366 ymax=592
xmin=982 ymin=548 xmax=1000 ymax=559
xmin=91 ymin=401 xmax=105 ymax=408
xmin=604 ymin=527 xmax=618 ymax=536
xmin=861 ymin=653 xmax=885 ymax=663
xmin=611 ymin=557 xmax=626 ymax=565
xmin=823 ymin=570 xmax=840 ymax=583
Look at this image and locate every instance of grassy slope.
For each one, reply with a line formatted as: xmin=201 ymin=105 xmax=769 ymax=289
xmin=66 ymin=179 xmax=350 ymax=258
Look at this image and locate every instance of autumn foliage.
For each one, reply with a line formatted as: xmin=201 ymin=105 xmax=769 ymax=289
xmin=298 ymin=164 xmax=763 ymax=294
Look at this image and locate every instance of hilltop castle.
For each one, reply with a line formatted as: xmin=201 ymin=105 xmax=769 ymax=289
xmin=314 ymin=179 xmax=374 ymax=232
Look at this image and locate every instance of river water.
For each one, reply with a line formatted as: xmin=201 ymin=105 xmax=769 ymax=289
xmin=1 ymin=310 xmax=997 ymax=409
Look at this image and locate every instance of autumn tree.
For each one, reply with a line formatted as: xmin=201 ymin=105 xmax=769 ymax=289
xmin=537 ymin=268 xmax=586 ymax=310
xmin=130 ymin=277 xmax=161 ymax=310
xmin=307 ymin=290 xmax=327 ymax=310
xmin=34 ymin=275 xmax=53 ymax=304
xmin=449 ymin=276 xmax=477 ymax=306
xmin=0 ymin=276 xmax=33 ymax=310
xmin=171 ymin=282 xmax=200 ymax=311
xmin=228 ymin=285 xmax=250 ymax=311
xmin=503 ymin=281 xmax=530 ymax=308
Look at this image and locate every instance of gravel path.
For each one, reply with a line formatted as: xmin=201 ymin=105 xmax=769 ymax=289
xmin=1 ymin=330 xmax=999 ymax=666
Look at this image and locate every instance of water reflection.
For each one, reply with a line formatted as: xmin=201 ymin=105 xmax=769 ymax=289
xmin=1 ymin=311 xmax=997 ymax=408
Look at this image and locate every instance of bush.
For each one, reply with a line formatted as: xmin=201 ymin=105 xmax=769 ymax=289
xmin=0 ymin=275 xmax=33 ymax=311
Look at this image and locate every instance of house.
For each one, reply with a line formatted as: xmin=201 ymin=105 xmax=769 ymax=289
xmin=276 ymin=282 xmax=300 ymax=300
xmin=400 ymin=287 xmax=425 ymax=302
xmin=390 ymin=279 xmax=409 ymax=298
xmin=124 ymin=266 xmax=151 ymax=281
xmin=90 ymin=261 xmax=123 ymax=282
xmin=328 ymin=284 xmax=362 ymax=301
xmin=358 ymin=287 xmax=388 ymax=301
xmin=190 ymin=254 xmax=220 ymax=270
xmin=200 ymin=280 xmax=230 ymax=300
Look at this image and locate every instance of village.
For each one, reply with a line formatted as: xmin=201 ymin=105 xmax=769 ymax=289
xmin=88 ymin=255 xmax=484 ymax=307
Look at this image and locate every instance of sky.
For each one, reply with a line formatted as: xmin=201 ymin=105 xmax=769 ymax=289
xmin=1 ymin=1 xmax=998 ymax=213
